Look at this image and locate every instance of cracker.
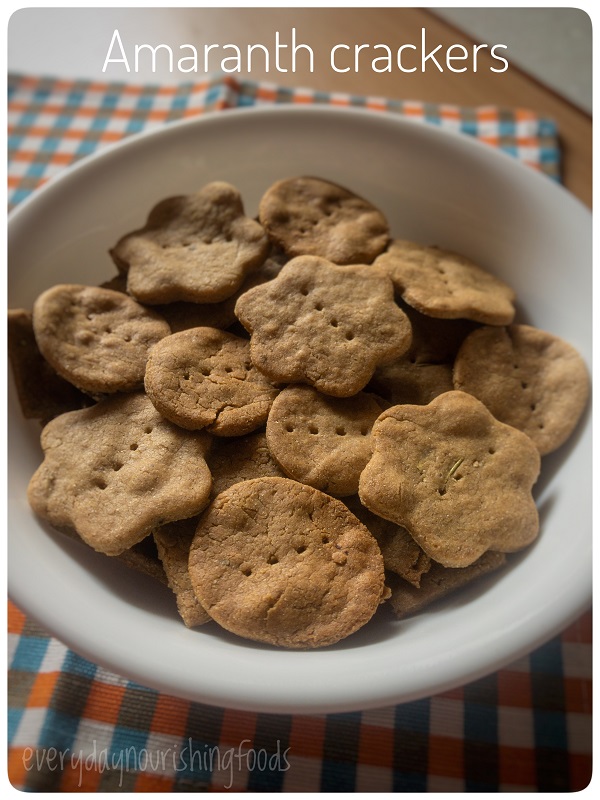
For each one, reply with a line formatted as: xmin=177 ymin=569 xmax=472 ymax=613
xmin=374 ymin=240 xmax=516 ymax=325
xmin=110 ymin=181 xmax=269 ymax=304
xmin=32 ymin=284 xmax=171 ymax=395
xmin=189 ymin=477 xmax=386 ymax=648
xmin=8 ymin=308 xmax=93 ymax=421
xmin=388 ymin=551 xmax=507 ymax=619
xmin=153 ymin=518 xmax=211 ymax=627
xmin=258 ymin=176 xmax=389 ymax=264
xmin=235 ymin=255 xmax=412 ymax=397
xmin=343 ymin=496 xmax=430 ymax=587
xmin=266 ymin=386 xmax=386 ymax=496
xmin=207 ymin=430 xmax=286 ymax=498
xmin=358 ymin=390 xmax=541 ymax=568
xmin=27 ymin=392 xmax=213 ymax=556
xmin=453 ymin=324 xmax=590 ymax=455
xmin=144 ymin=327 xmax=279 ymax=435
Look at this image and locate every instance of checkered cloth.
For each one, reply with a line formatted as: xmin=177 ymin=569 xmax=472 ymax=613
xmin=7 ymin=73 xmax=590 ymax=792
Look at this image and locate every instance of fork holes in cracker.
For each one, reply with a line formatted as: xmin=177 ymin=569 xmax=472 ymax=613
xmin=144 ymin=426 xmax=153 ymax=434
xmin=130 ymin=443 xmax=138 ymax=451
xmin=267 ymin=554 xmax=279 ymax=565
xmin=330 ymin=318 xmax=339 ymax=328
xmin=241 ymin=566 xmax=252 ymax=576
xmin=345 ymin=331 xmax=354 ymax=341
xmin=308 ymin=425 xmax=319 ymax=435
xmin=322 ymin=535 xmax=330 ymax=544
xmin=488 ymin=447 xmax=495 ymax=454
xmin=94 ymin=478 xmax=107 ymax=490
xmin=295 ymin=545 xmax=307 ymax=554
xmin=285 ymin=424 xmax=294 ymax=433
xmin=336 ymin=426 xmax=346 ymax=436
xmin=300 ymin=287 xmax=310 ymax=296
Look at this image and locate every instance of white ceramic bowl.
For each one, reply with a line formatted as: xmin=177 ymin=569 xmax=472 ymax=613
xmin=8 ymin=106 xmax=592 ymax=713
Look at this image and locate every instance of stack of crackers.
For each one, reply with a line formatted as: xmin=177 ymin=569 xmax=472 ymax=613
xmin=9 ymin=177 xmax=589 ymax=649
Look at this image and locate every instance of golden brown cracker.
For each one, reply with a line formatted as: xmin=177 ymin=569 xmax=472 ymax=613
xmin=453 ymin=324 xmax=590 ymax=455
xmin=266 ymin=385 xmax=386 ymax=496
xmin=32 ymin=284 xmax=171 ymax=395
xmin=375 ymin=239 xmax=516 ymax=325
xmin=8 ymin=308 xmax=94 ymax=421
xmin=387 ymin=551 xmax=507 ymax=619
xmin=207 ymin=430 xmax=286 ymax=499
xmin=110 ymin=182 xmax=269 ymax=304
xmin=153 ymin=518 xmax=211 ymax=627
xmin=359 ymin=391 xmax=541 ymax=568
xmin=27 ymin=392 xmax=213 ymax=556
xmin=235 ymin=255 xmax=412 ymax=397
xmin=144 ymin=327 xmax=279 ymax=435
xmin=258 ymin=176 xmax=389 ymax=264
xmin=189 ymin=477 xmax=386 ymax=648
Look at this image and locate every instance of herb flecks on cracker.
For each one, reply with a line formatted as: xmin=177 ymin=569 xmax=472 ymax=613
xmin=359 ymin=391 xmax=541 ymax=568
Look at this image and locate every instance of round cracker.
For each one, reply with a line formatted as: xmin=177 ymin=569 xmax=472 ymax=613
xmin=258 ymin=176 xmax=389 ymax=264
xmin=266 ymin=385 xmax=386 ymax=496
xmin=144 ymin=327 xmax=279 ymax=435
xmin=453 ymin=324 xmax=590 ymax=455
xmin=189 ymin=477 xmax=386 ymax=648
xmin=32 ymin=284 xmax=171 ymax=395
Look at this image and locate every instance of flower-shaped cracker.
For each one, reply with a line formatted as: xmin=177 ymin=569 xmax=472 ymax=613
xmin=359 ymin=390 xmax=541 ymax=568
xmin=27 ymin=392 xmax=213 ymax=556
xmin=235 ymin=255 xmax=412 ymax=397
xmin=110 ymin=181 xmax=269 ymax=304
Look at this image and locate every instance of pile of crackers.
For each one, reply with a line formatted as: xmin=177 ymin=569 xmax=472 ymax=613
xmin=9 ymin=177 xmax=589 ymax=649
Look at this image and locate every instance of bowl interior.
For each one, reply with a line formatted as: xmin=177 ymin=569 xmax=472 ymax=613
xmin=8 ymin=106 xmax=592 ymax=713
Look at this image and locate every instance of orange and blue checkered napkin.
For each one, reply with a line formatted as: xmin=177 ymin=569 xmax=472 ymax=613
xmin=7 ymin=73 xmax=590 ymax=792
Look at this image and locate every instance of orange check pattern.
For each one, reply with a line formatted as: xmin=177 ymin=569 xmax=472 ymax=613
xmin=7 ymin=73 xmax=588 ymax=792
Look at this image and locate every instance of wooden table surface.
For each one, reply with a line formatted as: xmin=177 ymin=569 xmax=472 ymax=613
xmin=189 ymin=8 xmax=591 ymax=208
